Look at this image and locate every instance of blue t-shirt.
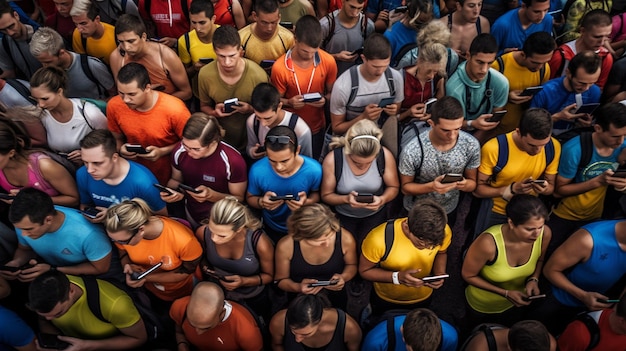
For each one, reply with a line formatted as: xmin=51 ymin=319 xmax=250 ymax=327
xmin=366 ymin=0 xmax=440 ymax=18
xmin=558 ymin=135 xmax=626 ymax=181
xmin=384 ymin=21 xmax=418 ymax=65
xmin=0 ymin=306 xmax=35 ymax=351
xmin=247 ymin=155 xmax=322 ymax=234
xmin=552 ymin=220 xmax=626 ymax=307
xmin=491 ymin=9 xmax=553 ymax=56
xmin=530 ymin=76 xmax=601 ymax=134
xmin=77 ymin=160 xmax=166 ymax=211
xmin=16 ymin=206 xmax=111 ymax=266
xmin=361 ymin=314 xmax=458 ymax=351
xmin=446 ymin=63 xmax=510 ymax=120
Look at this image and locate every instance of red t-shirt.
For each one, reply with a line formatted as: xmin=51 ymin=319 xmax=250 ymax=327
xmin=138 ymin=0 xmax=192 ymax=39
xmin=558 ymin=309 xmax=626 ymax=351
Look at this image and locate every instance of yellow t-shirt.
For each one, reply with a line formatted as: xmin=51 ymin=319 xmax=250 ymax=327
xmin=362 ymin=219 xmax=452 ymax=304
xmin=238 ymin=24 xmax=294 ymax=64
xmin=491 ymin=53 xmax=551 ymax=135
xmin=52 ymin=275 xmax=141 ymax=339
xmin=177 ymin=28 xmax=218 ymax=64
xmin=479 ymin=132 xmax=561 ymax=215
xmin=72 ymin=22 xmax=117 ymax=65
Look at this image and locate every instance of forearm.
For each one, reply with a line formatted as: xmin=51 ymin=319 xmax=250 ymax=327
xmin=544 ymin=269 xmax=588 ymax=302
xmin=402 ymin=181 xmax=436 ymax=196
xmin=176 ymin=330 xmax=191 ymax=351
xmin=332 ymin=115 xmax=363 ymax=135
xmin=145 ymin=271 xmax=191 ymax=284
xmin=240 ymin=273 xmax=266 ymax=287
xmin=556 ymin=178 xmax=602 ymax=197
xmin=340 ymin=264 xmax=358 ymax=282
xmin=464 ymin=275 xmax=508 ymax=296
xmin=81 ymin=335 xmax=145 ymax=351
xmin=473 ymin=183 xmax=508 ymax=199
xmin=50 ymin=194 xmax=80 ymax=207
xmin=171 ymin=88 xmax=192 ymax=101
xmin=58 ymin=261 xmax=108 ymax=276
xmin=321 ymin=192 xmax=350 ymax=206
xmin=379 ymin=186 xmax=399 ymax=204
xmin=431 ymin=253 xmax=447 ymax=275
xmin=276 ymin=278 xmax=302 ymax=293
xmin=359 ymin=266 xmax=395 ymax=283
xmin=200 ymin=103 xmax=217 ymax=116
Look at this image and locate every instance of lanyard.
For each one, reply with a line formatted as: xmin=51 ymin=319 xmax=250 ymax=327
xmin=293 ymin=66 xmax=317 ymax=96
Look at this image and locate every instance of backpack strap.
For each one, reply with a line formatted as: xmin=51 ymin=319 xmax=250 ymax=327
xmin=333 ymin=147 xmax=343 ymax=183
xmin=181 ymin=0 xmax=189 ymax=20
xmin=482 ymin=325 xmax=498 ymax=351
xmin=81 ymin=36 xmax=87 ymax=53
xmin=496 ymin=56 xmax=504 ymax=73
xmin=447 ymin=13 xmax=452 ymax=30
xmin=492 ymin=134 xmax=509 ymax=182
xmin=476 ymin=17 xmax=481 ymax=34
xmin=2 ymin=36 xmax=11 ymax=61
xmin=375 ymin=148 xmax=385 ymax=177
xmin=575 ymin=313 xmax=601 ymax=350
xmin=578 ymin=131 xmax=593 ymax=172
xmin=322 ymin=12 xmax=336 ymax=49
xmin=555 ymin=47 xmax=567 ymax=77
xmin=80 ymin=54 xmax=106 ymax=97
xmin=544 ymin=138 xmax=555 ymax=167
xmin=347 ymin=65 xmax=360 ymax=108
xmin=360 ymin=13 xmax=367 ymax=39
xmin=82 ymin=276 xmax=107 ymax=322
xmin=144 ymin=0 xmax=151 ymax=17
xmin=78 ymin=100 xmax=96 ymax=130
xmin=288 ymin=113 xmax=298 ymax=130
xmin=184 ymin=32 xmax=190 ymax=55
xmin=5 ymin=79 xmax=36 ymax=105
xmin=386 ymin=314 xmax=396 ymax=351
xmin=384 ymin=67 xmax=395 ymax=97
xmin=379 ymin=219 xmax=395 ymax=263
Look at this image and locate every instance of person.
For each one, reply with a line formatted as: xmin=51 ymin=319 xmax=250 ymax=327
xmin=107 ymin=62 xmax=190 ymax=185
xmin=274 ymin=203 xmax=357 ymax=310
xmin=104 ymin=198 xmax=203 ymax=302
xmin=195 ymin=197 xmax=274 ymax=319
xmin=557 ymin=293 xmax=626 ymax=351
xmin=247 ymin=82 xmax=313 ymax=159
xmin=330 ymin=33 xmax=403 ymax=135
xmin=177 ymin=0 xmax=218 ymax=98
xmin=321 ymin=119 xmax=399 ymax=244
xmin=0 ymin=188 xmax=113 ymax=282
xmin=0 ymin=118 xmax=79 ymax=207
xmin=70 ymin=0 xmax=118 ymax=65
xmin=319 ymin=0 xmax=375 ymax=76
xmin=359 ymin=200 xmax=451 ymax=317
xmin=488 ymin=31 xmax=555 ymax=138
xmin=137 ymin=0 xmax=192 ymax=48
xmin=365 ymin=0 xmax=406 ymax=33
xmin=445 ymin=33 xmax=508 ymax=140
xmin=439 ymin=0 xmax=490 ymax=61
xmin=246 ymin=125 xmax=322 ymax=243
xmin=531 ymin=51 xmax=602 ymax=135
xmin=473 ymin=108 xmax=560 ymax=231
xmin=0 ymin=78 xmax=35 ymax=108
xmin=211 ymin=0 xmax=246 ymax=29
xmin=271 ymin=15 xmax=338 ymax=160
xmin=277 ymin=0 xmax=315 ymax=25
xmin=541 ymin=219 xmax=626 ymax=334
xmin=490 ymin=0 xmax=552 ymax=55
xmin=159 ymin=113 xmax=247 ymax=227
xmin=88 ymin=0 xmax=140 ymax=26
xmin=0 ymin=0 xmax=42 ymax=80
xmin=198 ymin=25 xmax=268 ymax=153
xmin=549 ymin=102 xmax=626 ymax=256
xmin=170 ymin=281 xmax=264 ymax=351
xmin=27 ymin=270 xmax=147 ymax=350
xmin=78 ymin=129 xmax=168 ymax=223
xmin=29 ymin=26 xmax=115 ymax=99
xmin=361 ymin=308 xmax=458 ymax=351
xmin=0 ymin=305 xmax=36 ymax=351
xmin=462 ymin=320 xmax=556 ymax=351
xmin=548 ymin=10 xmax=613 ymax=91
xmin=560 ymin=0 xmax=612 ymax=44
xmin=462 ymin=195 xmax=551 ymax=327
xmin=44 ymin=0 xmax=75 ymax=48
xmin=399 ymin=96 xmax=480 ymax=224
xmin=238 ymin=0 xmax=294 ymax=65
xmin=29 ymin=66 xmax=107 ymax=164
xmin=269 ymin=294 xmax=362 ymax=351
xmin=109 ymin=14 xmax=192 ymax=101
xmin=383 ymin=0 xmax=433 ymax=66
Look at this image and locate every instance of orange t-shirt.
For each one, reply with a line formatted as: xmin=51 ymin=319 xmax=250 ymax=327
xmin=116 ymin=217 xmax=202 ymax=301
xmin=107 ymin=92 xmax=190 ymax=184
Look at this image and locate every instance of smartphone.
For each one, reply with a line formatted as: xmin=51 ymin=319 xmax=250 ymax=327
xmin=199 ymin=57 xmax=213 ymax=64
xmin=130 ymin=262 xmax=163 ymax=281
xmin=308 ymin=279 xmax=339 ymax=287
xmin=206 ymin=270 xmax=234 ymax=282
xmin=303 ymin=92 xmax=323 ymax=103
xmin=355 ymin=193 xmax=374 ymax=203
xmin=256 ymin=145 xmax=266 ymax=153
xmin=125 ymin=144 xmax=148 ymax=154
xmin=378 ymin=97 xmax=396 ymax=108
xmin=421 ymin=274 xmax=450 ymax=282
xmin=260 ymin=60 xmax=275 ymax=69
xmin=153 ymin=183 xmax=173 ymax=195
xmin=280 ymin=21 xmax=293 ymax=29
xmin=441 ymin=174 xmax=463 ymax=184
xmin=0 ymin=193 xmax=15 ymax=200
xmin=532 ymin=179 xmax=547 ymax=185
xmin=597 ymin=298 xmax=620 ymax=303
xmin=394 ymin=5 xmax=408 ymax=12
xmin=612 ymin=169 xmax=626 ymax=178
xmin=487 ymin=110 xmax=507 ymax=123
xmin=81 ymin=207 xmax=101 ymax=219
xmin=223 ymin=98 xmax=239 ymax=113
xmin=2 ymin=263 xmax=36 ymax=272
xmin=37 ymin=333 xmax=71 ymax=350
xmin=351 ymin=47 xmax=364 ymax=56
xmin=424 ymin=98 xmax=437 ymax=114
xmin=269 ymin=194 xmax=299 ymax=201
xmin=178 ymin=183 xmax=201 ymax=194
xmin=519 ymin=86 xmax=543 ymax=96
xmin=575 ymin=103 xmax=600 ymax=115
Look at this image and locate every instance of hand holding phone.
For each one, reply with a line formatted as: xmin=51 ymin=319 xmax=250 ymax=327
xmin=37 ymin=333 xmax=71 ymax=350
xmin=354 ymin=193 xmax=374 ymax=203
xmin=421 ymin=274 xmax=450 ymax=282
xmin=178 ymin=183 xmax=201 ymax=194
xmin=302 ymin=92 xmax=323 ymax=103
xmin=153 ymin=183 xmax=174 ymax=195
xmin=269 ymin=194 xmax=300 ymax=201
xmin=223 ymin=98 xmax=240 ymax=113
xmin=205 ymin=269 xmax=235 ymax=282
xmin=0 ymin=193 xmax=15 ymax=200
xmin=487 ymin=110 xmax=507 ymax=123
xmin=440 ymin=174 xmax=463 ymax=184
xmin=611 ymin=169 xmax=626 ymax=178
xmin=0 ymin=263 xmax=34 ymax=272
xmin=523 ymin=294 xmax=547 ymax=301
xmin=125 ymin=144 xmax=149 ymax=154
xmin=378 ymin=97 xmax=396 ymax=108
xmin=130 ymin=262 xmax=163 ymax=280
xmin=597 ymin=298 xmax=620 ymax=303
xmin=424 ymin=98 xmax=437 ymax=114
xmin=81 ymin=207 xmax=101 ymax=219
xmin=574 ymin=103 xmax=600 ymax=115
xmin=519 ymin=86 xmax=543 ymax=96
xmin=308 ymin=279 xmax=339 ymax=287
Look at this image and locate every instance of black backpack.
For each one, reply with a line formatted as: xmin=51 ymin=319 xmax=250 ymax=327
xmin=322 ymin=11 xmax=368 ymax=49
xmin=333 ymin=146 xmax=385 ymax=195
xmin=574 ymin=312 xmax=601 ymax=350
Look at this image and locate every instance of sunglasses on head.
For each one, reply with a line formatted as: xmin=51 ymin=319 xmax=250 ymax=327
xmin=265 ymin=135 xmax=294 ymax=145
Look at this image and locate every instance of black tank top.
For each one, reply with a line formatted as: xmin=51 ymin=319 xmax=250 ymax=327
xmin=284 ymin=309 xmax=347 ymax=351
xmin=289 ymin=231 xmax=344 ymax=282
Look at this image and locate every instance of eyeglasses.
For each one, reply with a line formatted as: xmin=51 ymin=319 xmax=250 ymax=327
xmin=265 ymin=135 xmax=294 ymax=145
xmin=110 ymin=230 xmax=138 ymax=245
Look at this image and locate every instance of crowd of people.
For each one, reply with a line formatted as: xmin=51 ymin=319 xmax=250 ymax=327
xmin=0 ymin=0 xmax=626 ymax=350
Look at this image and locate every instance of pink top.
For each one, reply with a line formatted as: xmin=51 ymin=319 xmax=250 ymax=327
xmin=0 ymin=152 xmax=60 ymax=196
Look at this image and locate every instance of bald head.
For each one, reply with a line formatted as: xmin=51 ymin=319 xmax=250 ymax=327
xmin=187 ymin=282 xmax=225 ymax=330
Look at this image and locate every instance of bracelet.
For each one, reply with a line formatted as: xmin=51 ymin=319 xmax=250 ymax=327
xmin=510 ymin=182 xmax=516 ymax=195
xmin=466 ymin=119 xmax=473 ymax=129
xmin=257 ymin=197 xmax=263 ymax=209
xmin=526 ymin=277 xmax=539 ymax=284
xmin=392 ymin=271 xmax=400 ymax=285
xmin=504 ymin=290 xmax=509 ymax=299
xmin=257 ymin=273 xmax=263 ymax=286
xmin=616 ymin=184 xmax=626 ymax=192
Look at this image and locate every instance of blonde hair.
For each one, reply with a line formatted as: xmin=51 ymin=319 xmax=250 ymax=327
xmin=210 ymin=197 xmax=261 ymax=231
xmin=417 ymin=42 xmax=449 ymax=77
xmin=287 ymin=203 xmax=340 ymax=241
xmin=416 ymin=20 xmax=450 ymax=47
xmin=104 ymin=198 xmax=153 ymax=233
xmin=328 ymin=119 xmax=382 ymax=157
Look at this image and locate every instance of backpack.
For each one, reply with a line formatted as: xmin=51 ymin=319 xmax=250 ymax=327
xmin=376 ymin=219 xmax=396 ymax=266
xmin=488 ymin=133 xmax=556 ymax=183
xmin=80 ymin=98 xmax=108 ymax=116
xmin=5 ymin=79 xmax=36 ymax=105
xmin=554 ymin=127 xmax=594 ymax=175
xmin=381 ymin=311 xmax=444 ymax=351
xmin=321 ymin=11 xmax=368 ymax=49
xmin=253 ymin=113 xmax=298 ymax=142
xmin=81 ymin=276 xmax=164 ymax=342
xmin=495 ymin=56 xmax=547 ymax=82
xmin=574 ymin=311 xmax=602 ymax=350
xmin=346 ymin=65 xmax=396 ymax=120
xmin=332 ymin=146 xmax=385 ymax=194
xmin=79 ymin=54 xmax=110 ymax=98
xmin=458 ymin=323 xmax=506 ymax=351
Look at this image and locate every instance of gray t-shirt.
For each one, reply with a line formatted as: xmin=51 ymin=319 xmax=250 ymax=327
xmin=0 ymin=79 xmax=33 ymax=107
xmin=0 ymin=26 xmax=42 ymax=80
xmin=319 ymin=10 xmax=375 ymax=76
xmin=398 ymin=129 xmax=480 ymax=213
xmin=65 ymin=52 xmax=114 ymax=99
